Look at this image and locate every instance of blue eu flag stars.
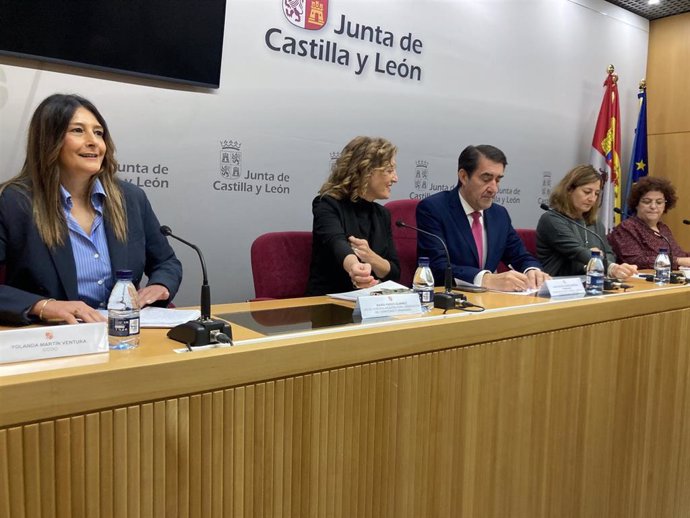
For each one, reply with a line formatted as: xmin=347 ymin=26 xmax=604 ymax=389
xmin=623 ymin=85 xmax=648 ymax=217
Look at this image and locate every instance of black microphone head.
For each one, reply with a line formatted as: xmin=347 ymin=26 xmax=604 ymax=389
xmin=160 ymin=225 xmax=172 ymax=236
xmin=613 ymin=207 xmax=623 ymax=215
xmin=395 ymin=220 xmax=406 ymax=228
xmin=539 ymin=203 xmax=550 ymax=211
xmin=684 ymin=219 xmax=690 ymax=225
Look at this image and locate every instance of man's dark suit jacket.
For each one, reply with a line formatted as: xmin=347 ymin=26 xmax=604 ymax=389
xmin=0 ymin=180 xmax=182 ymax=325
xmin=416 ymin=189 xmax=541 ymax=285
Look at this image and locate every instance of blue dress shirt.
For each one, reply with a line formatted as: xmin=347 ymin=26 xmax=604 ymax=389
xmin=60 ymin=179 xmax=113 ymax=308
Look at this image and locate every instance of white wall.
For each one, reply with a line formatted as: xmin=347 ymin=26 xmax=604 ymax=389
xmin=0 ymin=0 xmax=648 ymax=305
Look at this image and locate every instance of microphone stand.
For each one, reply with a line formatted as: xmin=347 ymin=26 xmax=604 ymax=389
xmin=160 ymin=226 xmax=233 ymax=347
xmin=396 ymin=220 xmax=466 ymax=310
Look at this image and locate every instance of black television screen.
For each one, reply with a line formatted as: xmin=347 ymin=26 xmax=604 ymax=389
xmin=0 ymin=0 xmax=227 ymax=88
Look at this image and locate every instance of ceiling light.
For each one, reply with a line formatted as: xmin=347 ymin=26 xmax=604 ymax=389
xmin=648 ymin=0 xmax=660 ymax=5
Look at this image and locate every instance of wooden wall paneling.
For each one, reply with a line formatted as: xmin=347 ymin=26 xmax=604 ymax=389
xmin=647 ymin=13 xmax=690 ymax=135
xmin=38 ymin=421 xmax=56 ymax=517
xmin=211 ymin=390 xmax=225 ymax=518
xmin=111 ymin=408 xmax=128 ymax=518
xmin=21 ymin=424 xmax=40 ymax=518
xmin=6 ymin=428 xmax=24 ymax=517
xmin=0 ymin=430 xmax=9 ymax=518
xmin=151 ymin=401 xmax=165 ymax=518
xmin=647 ymin=133 xmax=690 ymax=251
xmin=54 ymin=418 xmax=71 ymax=518
xmin=647 ymin=12 xmax=690 ymax=252
xmin=3 ymin=304 xmax=690 ymax=517
xmin=84 ymin=413 xmax=100 ymax=517
xmin=140 ymin=404 xmax=153 ymax=517
xmin=99 ymin=410 xmax=114 ymax=518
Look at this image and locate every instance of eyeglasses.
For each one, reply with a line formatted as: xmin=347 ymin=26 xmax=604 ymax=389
xmin=639 ymin=198 xmax=666 ymax=206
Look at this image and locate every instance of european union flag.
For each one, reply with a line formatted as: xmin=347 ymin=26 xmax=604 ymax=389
xmin=622 ymin=88 xmax=648 ymax=217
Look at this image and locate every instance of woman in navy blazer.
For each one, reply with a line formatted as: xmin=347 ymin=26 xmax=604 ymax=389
xmin=0 ymin=94 xmax=182 ymax=326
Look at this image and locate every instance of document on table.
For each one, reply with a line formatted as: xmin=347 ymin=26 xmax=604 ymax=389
xmin=328 ymin=280 xmax=411 ymax=302
xmin=98 ymin=307 xmax=201 ymax=328
xmin=454 ymin=276 xmax=538 ymax=295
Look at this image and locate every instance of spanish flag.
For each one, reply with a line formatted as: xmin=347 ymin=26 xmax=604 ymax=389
xmin=590 ymin=67 xmax=622 ymax=232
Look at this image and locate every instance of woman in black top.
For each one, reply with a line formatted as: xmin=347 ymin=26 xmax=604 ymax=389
xmin=306 ymin=136 xmax=401 ymax=295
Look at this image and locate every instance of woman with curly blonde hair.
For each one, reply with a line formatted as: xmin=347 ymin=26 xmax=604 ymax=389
xmin=306 ymin=136 xmax=401 ymax=295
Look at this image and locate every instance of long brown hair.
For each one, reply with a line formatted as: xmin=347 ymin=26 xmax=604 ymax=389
xmin=0 ymin=94 xmax=127 ymax=247
xmin=549 ymin=164 xmax=603 ymax=225
xmin=319 ymin=136 xmax=397 ymax=202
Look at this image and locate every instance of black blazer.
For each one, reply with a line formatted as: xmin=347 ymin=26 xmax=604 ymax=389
xmin=0 ymin=181 xmax=182 ymax=325
xmin=306 ymin=195 xmax=400 ymax=296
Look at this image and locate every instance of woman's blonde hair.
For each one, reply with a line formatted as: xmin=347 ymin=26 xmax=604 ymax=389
xmin=319 ymin=136 xmax=397 ymax=202
xmin=0 ymin=94 xmax=127 ymax=248
xmin=549 ymin=164 xmax=603 ymax=225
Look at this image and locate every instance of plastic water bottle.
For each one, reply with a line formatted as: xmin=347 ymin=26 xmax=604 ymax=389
xmin=107 ymin=269 xmax=140 ymax=349
xmin=585 ymin=250 xmax=605 ymax=295
xmin=412 ymin=257 xmax=435 ymax=312
xmin=654 ymin=247 xmax=671 ymax=285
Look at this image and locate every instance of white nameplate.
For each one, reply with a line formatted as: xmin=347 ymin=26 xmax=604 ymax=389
xmin=539 ymin=277 xmax=586 ymax=299
xmin=354 ymin=292 xmax=422 ymax=320
xmin=0 ymin=322 xmax=108 ymax=364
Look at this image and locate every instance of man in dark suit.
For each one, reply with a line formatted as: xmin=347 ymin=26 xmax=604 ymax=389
xmin=416 ymin=144 xmax=549 ymax=291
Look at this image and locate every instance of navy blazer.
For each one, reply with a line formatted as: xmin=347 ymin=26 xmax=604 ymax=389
xmin=0 ymin=181 xmax=182 ymax=325
xmin=416 ymin=189 xmax=541 ymax=285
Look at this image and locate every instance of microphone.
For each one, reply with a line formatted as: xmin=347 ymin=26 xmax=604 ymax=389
xmin=684 ymin=220 xmax=690 ymax=225
xmin=539 ymin=203 xmax=611 ymax=277
xmin=160 ymin=225 xmax=232 ymax=347
xmin=396 ymin=220 xmax=466 ymax=310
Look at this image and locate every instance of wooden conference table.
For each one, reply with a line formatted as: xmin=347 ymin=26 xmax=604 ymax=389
xmin=1 ymin=279 xmax=690 ymax=518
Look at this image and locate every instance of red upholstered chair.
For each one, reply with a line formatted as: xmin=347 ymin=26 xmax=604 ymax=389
xmin=497 ymin=228 xmax=538 ymax=272
xmin=250 ymin=231 xmax=313 ymax=299
xmin=384 ymin=199 xmax=420 ymax=287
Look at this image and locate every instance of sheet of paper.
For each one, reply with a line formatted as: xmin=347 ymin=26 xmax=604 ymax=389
xmin=327 ymin=280 xmax=410 ymax=302
xmin=98 ymin=307 xmax=201 ymax=328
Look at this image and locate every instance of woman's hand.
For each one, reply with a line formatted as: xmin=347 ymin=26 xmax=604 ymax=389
xmin=138 ymin=284 xmax=170 ymax=307
xmin=610 ymin=263 xmax=638 ymax=279
xmin=349 ymin=236 xmax=391 ymax=279
xmin=342 ymin=255 xmax=378 ymax=289
xmin=349 ymin=236 xmax=379 ymax=264
xmin=31 ymin=299 xmax=107 ymax=325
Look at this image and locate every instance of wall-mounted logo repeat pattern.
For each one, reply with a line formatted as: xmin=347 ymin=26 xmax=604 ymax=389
xmin=213 ymin=139 xmax=292 ymax=196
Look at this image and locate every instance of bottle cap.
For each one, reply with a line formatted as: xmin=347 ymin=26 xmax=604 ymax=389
xmin=659 ymin=247 xmax=668 ymax=253
xmin=418 ymin=256 xmax=430 ymax=266
xmin=115 ymin=269 xmax=134 ymax=281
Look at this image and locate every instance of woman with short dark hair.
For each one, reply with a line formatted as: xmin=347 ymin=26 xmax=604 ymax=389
xmin=608 ymin=176 xmax=690 ymax=268
xmin=0 ymin=94 xmax=182 ymax=325
xmin=306 ymin=136 xmax=401 ymax=295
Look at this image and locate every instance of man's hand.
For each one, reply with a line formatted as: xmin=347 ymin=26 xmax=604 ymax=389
xmin=525 ymin=269 xmax=550 ymax=289
xmin=482 ymin=271 xmax=531 ymax=292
